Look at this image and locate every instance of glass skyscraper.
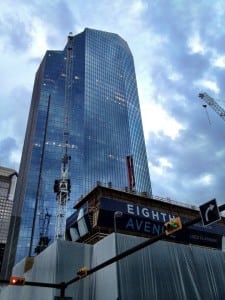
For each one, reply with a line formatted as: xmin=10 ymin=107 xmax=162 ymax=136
xmin=4 ymin=28 xmax=151 ymax=275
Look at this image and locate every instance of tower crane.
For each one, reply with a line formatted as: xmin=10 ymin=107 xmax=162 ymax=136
xmin=54 ymin=33 xmax=73 ymax=240
xmin=198 ymin=92 xmax=225 ymax=122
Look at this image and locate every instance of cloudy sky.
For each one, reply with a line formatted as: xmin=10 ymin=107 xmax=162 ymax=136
xmin=1 ymin=0 xmax=225 ymax=206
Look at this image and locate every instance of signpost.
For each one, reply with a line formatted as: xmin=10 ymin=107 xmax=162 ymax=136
xmin=199 ymin=198 xmax=221 ymax=226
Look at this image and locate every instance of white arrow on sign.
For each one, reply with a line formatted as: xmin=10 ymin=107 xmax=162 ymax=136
xmin=205 ymin=204 xmax=215 ymax=222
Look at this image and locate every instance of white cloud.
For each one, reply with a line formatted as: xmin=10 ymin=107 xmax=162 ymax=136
xmin=212 ymin=55 xmax=225 ymax=68
xmin=168 ymin=71 xmax=182 ymax=82
xmin=141 ymin=101 xmax=185 ymax=140
xmin=194 ymin=79 xmax=220 ymax=94
xmin=151 ymin=157 xmax=173 ymax=176
xmin=187 ymin=32 xmax=206 ymax=55
xmin=10 ymin=149 xmax=22 ymax=167
xmin=128 ymin=0 xmax=147 ymax=17
xmin=29 ymin=17 xmax=49 ymax=57
xmin=193 ymin=174 xmax=215 ymax=186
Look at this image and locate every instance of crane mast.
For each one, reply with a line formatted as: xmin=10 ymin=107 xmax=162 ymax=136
xmin=199 ymin=92 xmax=225 ymax=121
xmin=54 ymin=150 xmax=71 ymax=239
xmin=54 ymin=33 xmax=73 ymax=240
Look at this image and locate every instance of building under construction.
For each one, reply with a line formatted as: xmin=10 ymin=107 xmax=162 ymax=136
xmin=1 ymin=182 xmax=225 ymax=299
xmin=66 ymin=183 xmax=225 ymax=249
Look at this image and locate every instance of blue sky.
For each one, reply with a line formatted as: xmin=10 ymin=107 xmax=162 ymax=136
xmin=1 ymin=0 xmax=225 ymax=206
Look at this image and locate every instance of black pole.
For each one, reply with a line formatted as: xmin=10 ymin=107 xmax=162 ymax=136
xmin=60 ymin=282 xmax=66 ymax=297
xmin=29 ymin=94 xmax=51 ymax=256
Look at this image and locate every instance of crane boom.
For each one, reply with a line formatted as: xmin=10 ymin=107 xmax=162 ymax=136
xmin=199 ymin=92 xmax=225 ymax=122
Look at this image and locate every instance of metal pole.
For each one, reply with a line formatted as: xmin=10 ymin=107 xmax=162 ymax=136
xmin=114 ymin=211 xmax=123 ymax=300
xmin=60 ymin=282 xmax=66 ymax=297
xmin=29 ymin=94 xmax=51 ymax=256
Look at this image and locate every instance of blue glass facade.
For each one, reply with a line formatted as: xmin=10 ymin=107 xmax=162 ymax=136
xmin=8 ymin=28 xmax=151 ymax=264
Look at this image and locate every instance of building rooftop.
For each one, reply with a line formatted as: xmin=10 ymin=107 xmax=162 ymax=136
xmin=67 ymin=183 xmax=225 ymax=248
xmin=0 ymin=166 xmax=17 ymax=178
